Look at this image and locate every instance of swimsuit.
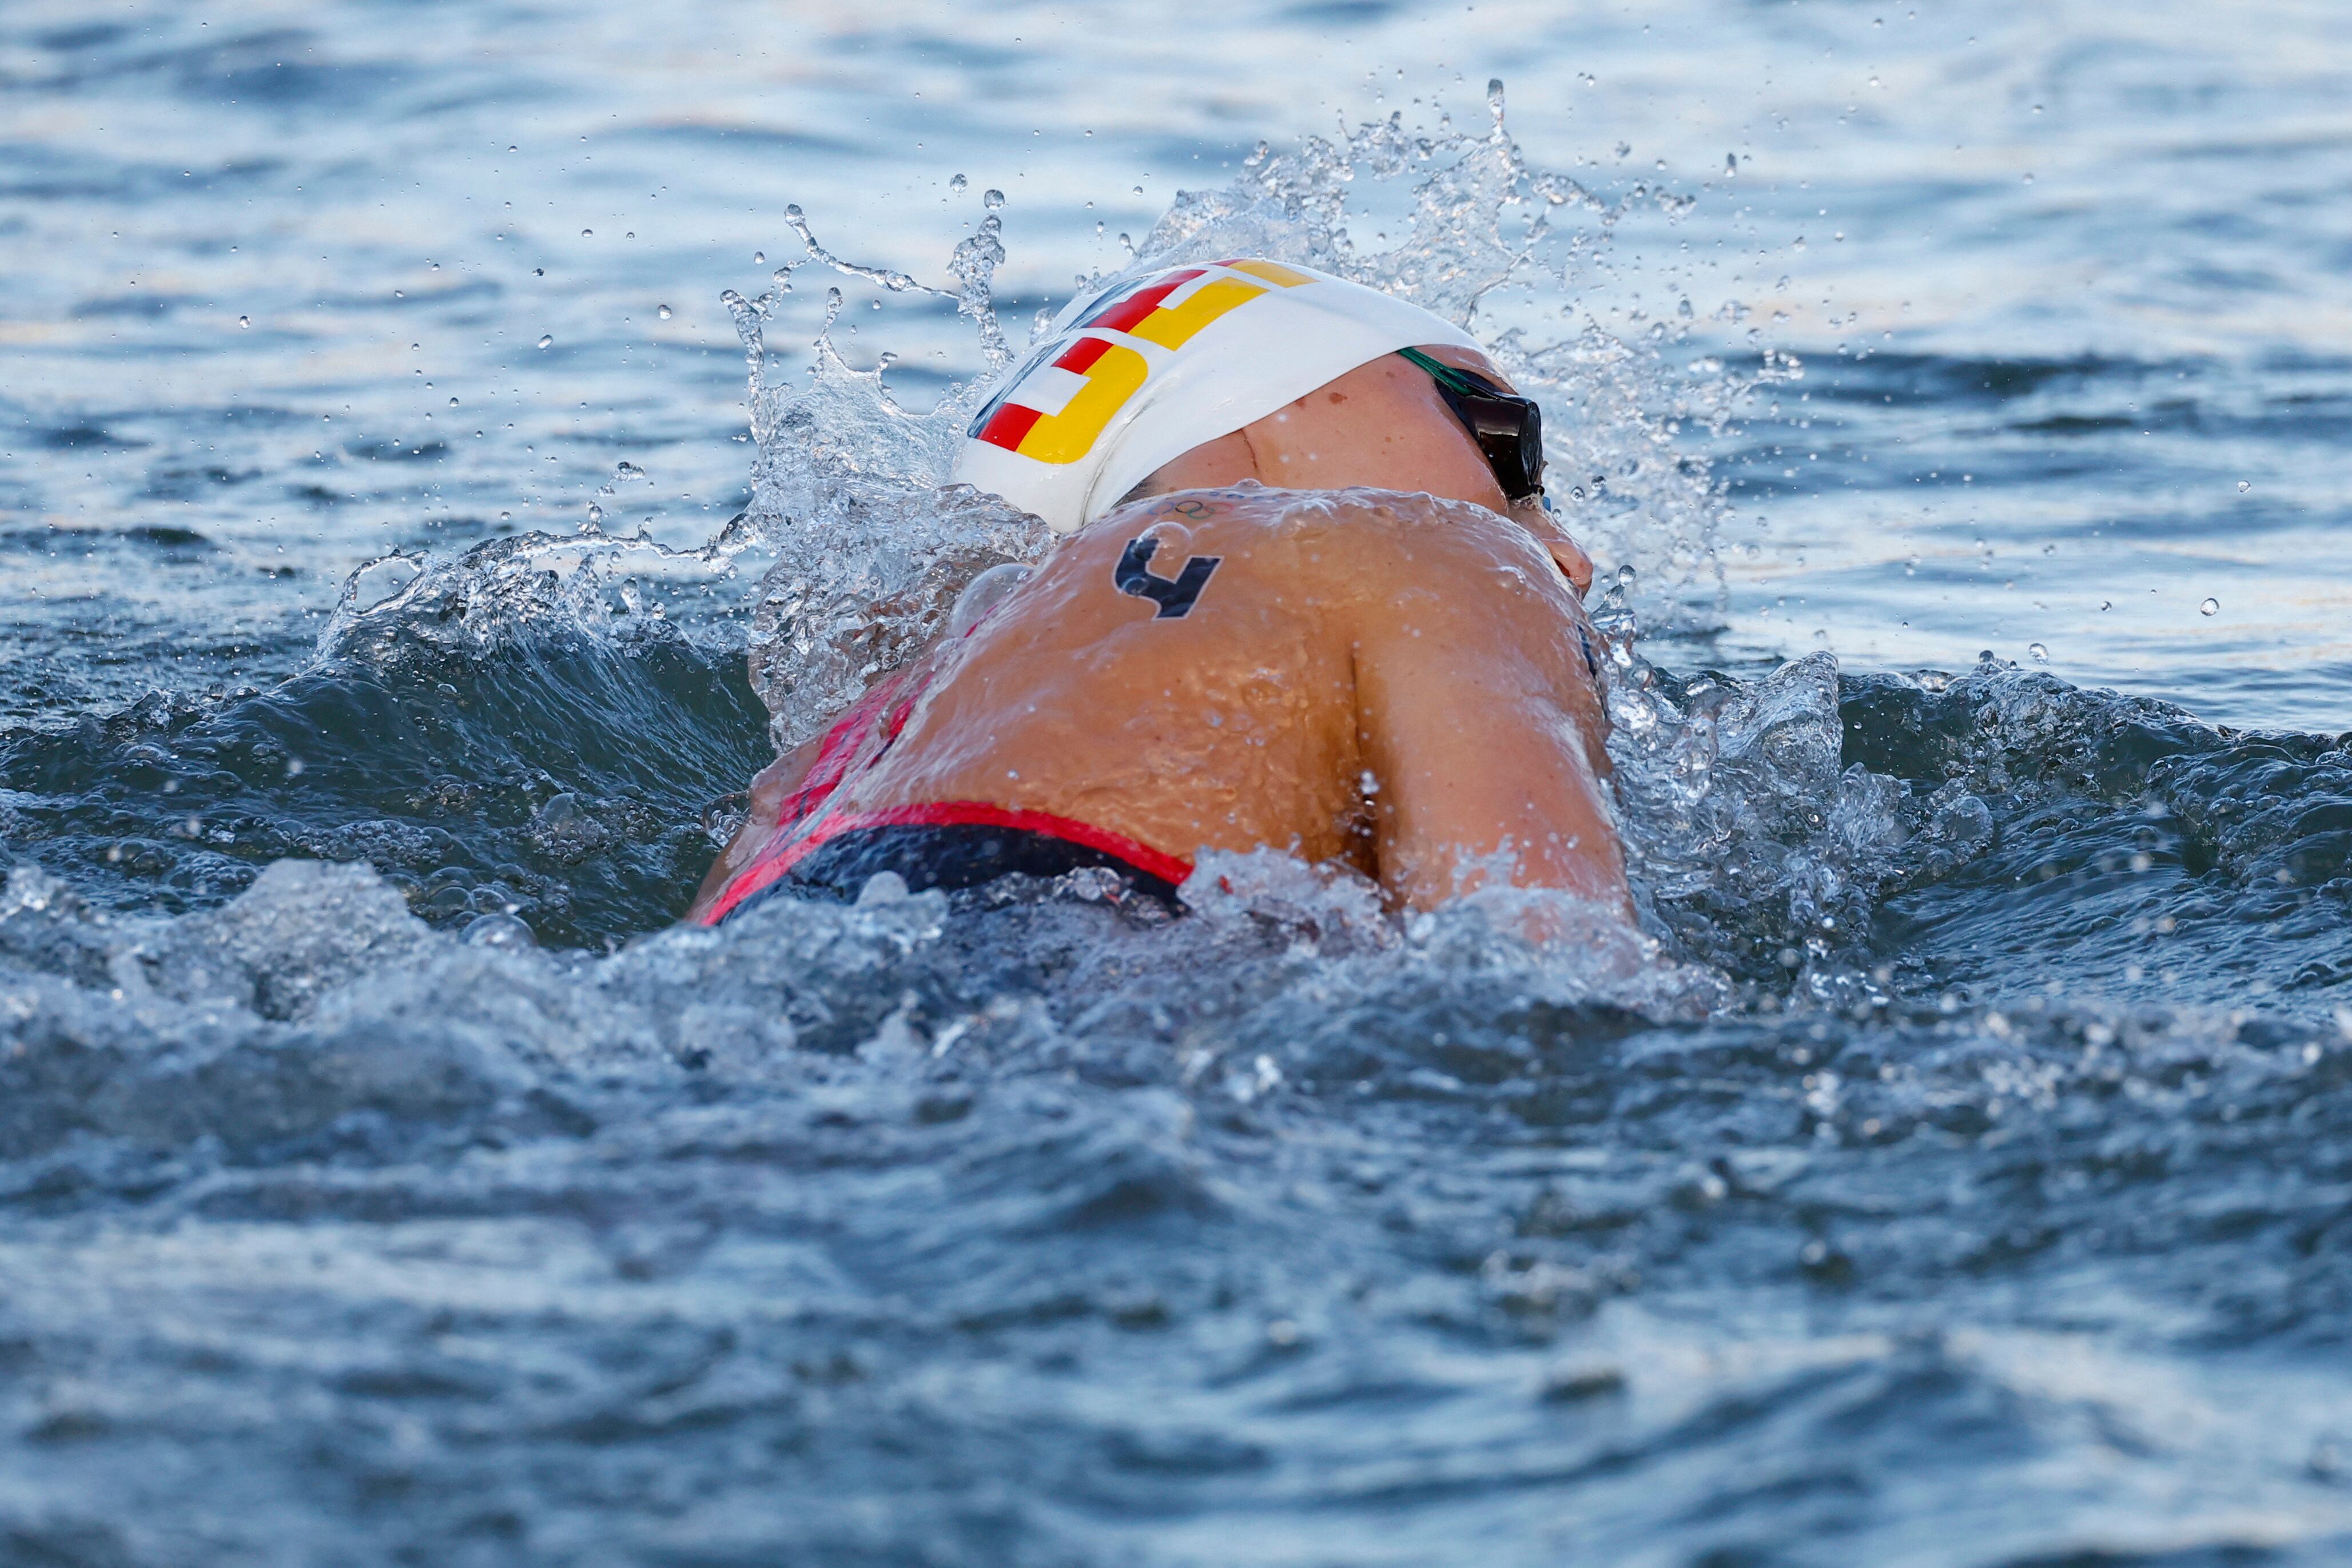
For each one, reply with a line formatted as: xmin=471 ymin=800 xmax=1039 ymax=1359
xmin=698 ymin=671 xmax=1191 ymax=927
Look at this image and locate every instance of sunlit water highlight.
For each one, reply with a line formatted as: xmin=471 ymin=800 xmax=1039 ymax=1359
xmin=6 ymin=4 xmax=2352 ymax=1565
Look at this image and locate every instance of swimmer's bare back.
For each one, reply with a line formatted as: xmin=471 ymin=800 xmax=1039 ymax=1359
xmin=687 ymin=481 xmax=1630 ymax=926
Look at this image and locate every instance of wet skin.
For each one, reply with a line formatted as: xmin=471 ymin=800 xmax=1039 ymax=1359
xmin=688 ymin=346 xmax=1628 ymax=926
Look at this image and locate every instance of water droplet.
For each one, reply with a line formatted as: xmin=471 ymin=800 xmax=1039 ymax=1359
xmin=2238 ymin=480 xmax=2251 ymax=492
xmin=580 ymin=228 xmax=593 ymax=238
xmin=949 ymin=173 xmax=967 ymax=193
xmin=2028 ymin=642 xmax=2049 ymax=662
xmin=2200 ymin=597 xmax=2219 ymax=616
xmin=393 ymin=289 xmax=404 ymax=298
xmin=237 ymin=316 xmax=249 ymax=328
xmin=2099 ymin=600 xmax=2112 ymax=611
xmin=532 ymin=268 xmax=544 ymax=277
xmin=753 ymin=250 xmax=765 ymax=265
xmin=536 ymin=334 xmax=553 ymax=349
xmin=586 ymin=502 xmax=604 ymax=524
xmin=982 ymin=188 xmax=1005 ymax=209
xmin=463 ymin=912 xmax=535 ymax=950
xmin=657 ymin=303 xmax=672 ymax=320
xmin=499 ymin=510 xmax=511 ymax=521
xmin=448 ymin=396 xmax=458 ymax=406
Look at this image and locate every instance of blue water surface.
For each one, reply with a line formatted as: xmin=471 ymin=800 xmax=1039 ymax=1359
xmin=6 ymin=4 xmax=2352 ymax=1565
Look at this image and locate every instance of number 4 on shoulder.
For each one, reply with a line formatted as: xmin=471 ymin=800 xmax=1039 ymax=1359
xmin=1115 ymin=536 xmax=1221 ymax=619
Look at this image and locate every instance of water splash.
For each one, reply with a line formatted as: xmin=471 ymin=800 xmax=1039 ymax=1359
xmin=1590 ymin=574 xmax=1993 ymax=1004
xmin=710 ymin=204 xmax=1033 ymax=749
xmin=312 ymin=530 xmax=742 ymax=674
xmin=722 ymin=82 xmax=1755 ymax=749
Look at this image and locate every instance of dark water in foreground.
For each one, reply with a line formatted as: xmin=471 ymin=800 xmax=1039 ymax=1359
xmin=10 ymin=616 xmax=2352 ymax=1565
xmin=9 ymin=3 xmax=2352 ymax=1565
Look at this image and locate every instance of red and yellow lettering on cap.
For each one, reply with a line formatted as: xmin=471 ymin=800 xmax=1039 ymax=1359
xmin=969 ymin=259 xmax=1311 ymax=465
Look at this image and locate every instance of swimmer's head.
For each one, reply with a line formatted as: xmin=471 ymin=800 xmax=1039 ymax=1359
xmin=954 ymin=259 xmax=1489 ymax=536
xmin=953 ymin=258 xmax=1587 ymax=591
xmin=1110 ymin=343 xmax=1594 ymax=598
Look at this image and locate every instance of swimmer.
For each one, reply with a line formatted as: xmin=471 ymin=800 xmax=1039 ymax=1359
xmin=688 ymin=258 xmax=1629 ymax=937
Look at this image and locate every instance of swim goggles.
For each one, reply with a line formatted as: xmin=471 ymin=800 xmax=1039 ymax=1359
xmin=1396 ymin=347 xmax=1545 ymax=500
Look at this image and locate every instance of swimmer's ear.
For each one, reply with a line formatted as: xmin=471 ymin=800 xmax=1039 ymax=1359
xmin=1517 ymin=499 xmax=1593 ymax=596
xmin=1550 ymin=536 xmax=1594 ymax=598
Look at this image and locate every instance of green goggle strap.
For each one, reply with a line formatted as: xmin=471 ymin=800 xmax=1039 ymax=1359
xmin=1395 ymin=345 xmax=1487 ymax=396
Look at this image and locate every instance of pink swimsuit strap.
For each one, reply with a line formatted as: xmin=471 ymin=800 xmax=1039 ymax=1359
xmin=698 ymin=800 xmax=1193 ymax=927
xmin=770 ymin=670 xmax=915 ymax=834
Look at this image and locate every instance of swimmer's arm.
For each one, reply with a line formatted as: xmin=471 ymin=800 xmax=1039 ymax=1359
xmin=682 ymin=731 xmax=827 ymax=924
xmin=1352 ymin=539 xmax=1633 ymax=930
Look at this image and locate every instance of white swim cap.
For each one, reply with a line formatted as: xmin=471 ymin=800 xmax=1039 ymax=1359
xmin=952 ymin=258 xmax=1481 ymax=535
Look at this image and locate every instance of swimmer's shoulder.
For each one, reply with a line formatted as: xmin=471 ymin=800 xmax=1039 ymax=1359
xmin=1079 ymin=484 xmax=1278 ymax=543
xmin=1081 ymin=482 xmax=1525 ymax=559
xmin=1062 ymin=487 xmax=1562 ymax=623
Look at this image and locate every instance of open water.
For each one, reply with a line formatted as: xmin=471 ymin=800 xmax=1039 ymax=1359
xmin=6 ymin=3 xmax=2352 ymax=1563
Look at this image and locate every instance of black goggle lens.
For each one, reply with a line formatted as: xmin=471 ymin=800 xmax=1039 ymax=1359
xmin=1397 ymin=348 xmax=1545 ymax=501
